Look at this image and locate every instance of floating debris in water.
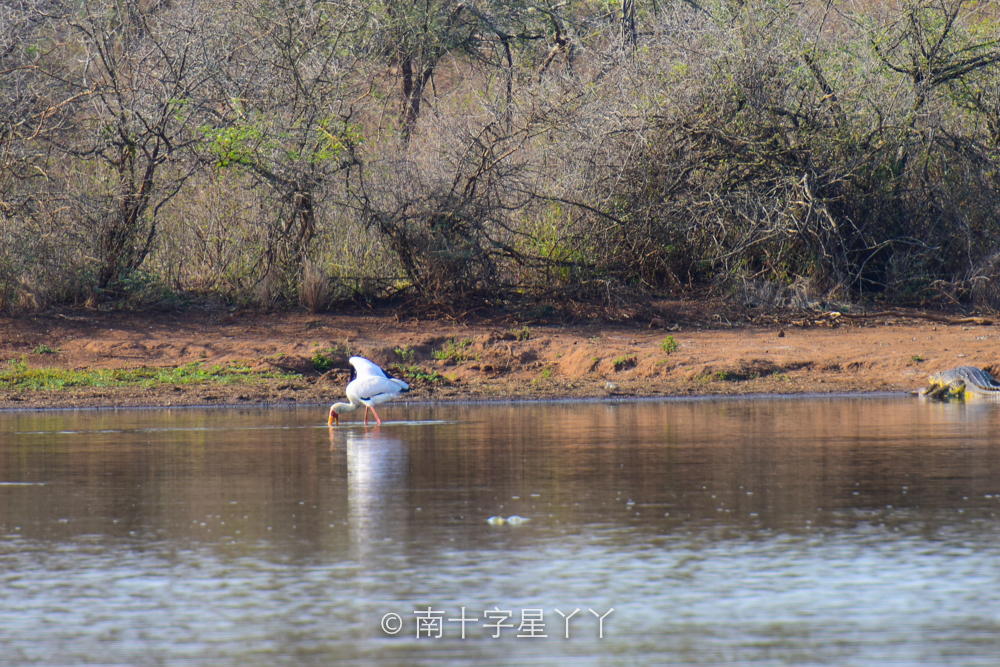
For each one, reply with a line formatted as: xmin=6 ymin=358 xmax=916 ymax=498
xmin=486 ymin=515 xmax=530 ymax=526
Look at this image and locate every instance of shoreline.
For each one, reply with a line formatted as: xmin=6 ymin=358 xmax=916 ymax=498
xmin=0 ymin=390 xmax=914 ymax=413
xmin=1 ymin=308 xmax=995 ymax=410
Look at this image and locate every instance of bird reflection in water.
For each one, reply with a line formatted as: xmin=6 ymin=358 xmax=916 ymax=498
xmin=329 ymin=425 xmax=411 ymax=556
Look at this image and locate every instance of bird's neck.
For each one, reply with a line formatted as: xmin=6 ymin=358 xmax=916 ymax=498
xmin=332 ymin=401 xmax=358 ymax=413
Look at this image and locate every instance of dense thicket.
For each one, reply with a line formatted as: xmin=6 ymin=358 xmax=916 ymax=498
xmin=1 ymin=0 xmax=999 ymax=312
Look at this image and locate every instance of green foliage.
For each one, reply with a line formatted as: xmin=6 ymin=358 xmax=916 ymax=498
xmin=394 ymin=345 xmax=416 ymax=364
xmin=510 ymin=326 xmax=531 ymax=341
xmin=312 ymin=343 xmax=351 ymax=372
xmin=102 ymin=268 xmax=175 ymax=308
xmin=204 ymin=124 xmax=264 ymax=169
xmin=0 ymin=359 xmax=293 ymax=391
xmin=312 ymin=351 xmax=335 ymax=372
xmin=613 ymin=354 xmax=637 ymax=371
xmin=207 ymin=112 xmax=360 ymax=174
xmin=528 ymin=206 xmax=595 ymax=287
xmin=311 ymin=118 xmax=364 ymax=164
xmin=32 ymin=344 xmax=58 ymax=355
xmin=911 ymin=355 xmax=925 ymax=363
xmin=388 ymin=364 xmax=444 ymax=383
xmin=661 ymin=336 xmax=678 ymax=354
xmin=433 ymin=338 xmax=475 ymax=362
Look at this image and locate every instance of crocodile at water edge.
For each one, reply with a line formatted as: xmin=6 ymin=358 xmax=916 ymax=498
xmin=920 ymin=366 xmax=1000 ymax=400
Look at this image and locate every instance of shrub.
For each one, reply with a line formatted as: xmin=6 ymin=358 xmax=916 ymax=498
xmin=661 ymin=336 xmax=678 ymax=354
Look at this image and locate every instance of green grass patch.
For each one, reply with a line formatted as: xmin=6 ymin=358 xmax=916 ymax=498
xmin=312 ymin=342 xmax=351 ymax=372
xmin=510 ymin=326 xmax=531 ymax=341
xmin=312 ymin=350 xmax=336 ymax=372
xmin=0 ymin=359 xmax=294 ymax=391
xmin=32 ymin=344 xmax=59 ymax=354
xmin=388 ymin=364 xmax=444 ymax=383
xmin=661 ymin=336 xmax=679 ymax=354
xmin=433 ymin=338 xmax=475 ymax=363
xmin=394 ymin=345 xmax=416 ymax=364
xmin=613 ymin=354 xmax=638 ymax=371
xmin=911 ymin=354 xmax=925 ymax=363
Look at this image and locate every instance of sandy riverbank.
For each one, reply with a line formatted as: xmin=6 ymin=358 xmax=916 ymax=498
xmin=1 ymin=306 xmax=997 ymax=409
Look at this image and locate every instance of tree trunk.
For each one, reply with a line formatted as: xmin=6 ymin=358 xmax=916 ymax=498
xmin=400 ymin=57 xmax=434 ymax=141
xmin=621 ymin=0 xmax=637 ymax=52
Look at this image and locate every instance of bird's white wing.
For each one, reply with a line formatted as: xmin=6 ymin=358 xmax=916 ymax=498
xmin=347 ymin=375 xmax=408 ymax=404
xmin=349 ymin=356 xmax=388 ymax=379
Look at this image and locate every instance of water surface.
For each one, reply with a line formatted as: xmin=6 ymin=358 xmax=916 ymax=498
xmin=2 ymin=397 xmax=1000 ymax=665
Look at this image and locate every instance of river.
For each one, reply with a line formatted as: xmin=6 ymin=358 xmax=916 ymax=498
xmin=2 ymin=397 xmax=999 ymax=665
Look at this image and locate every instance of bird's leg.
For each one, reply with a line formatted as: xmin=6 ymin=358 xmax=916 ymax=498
xmin=363 ymin=406 xmax=370 ymax=424
xmin=370 ymin=405 xmax=382 ymax=425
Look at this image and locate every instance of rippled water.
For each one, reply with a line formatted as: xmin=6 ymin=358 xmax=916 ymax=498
xmin=3 ymin=397 xmax=1000 ymax=665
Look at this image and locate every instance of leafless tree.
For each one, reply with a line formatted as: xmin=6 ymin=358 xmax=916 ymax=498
xmin=346 ymin=0 xmax=564 ymax=140
xmin=202 ymin=0 xmax=362 ymax=289
xmin=15 ymin=0 xmax=225 ymax=300
xmin=869 ymin=0 xmax=1000 ymax=129
xmin=352 ymin=119 xmax=537 ymax=304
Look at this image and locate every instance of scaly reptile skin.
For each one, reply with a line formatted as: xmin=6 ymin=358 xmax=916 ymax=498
xmin=921 ymin=366 xmax=1000 ymax=400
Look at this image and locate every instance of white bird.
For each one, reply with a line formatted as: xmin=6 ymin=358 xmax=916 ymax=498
xmin=329 ymin=356 xmax=410 ymax=426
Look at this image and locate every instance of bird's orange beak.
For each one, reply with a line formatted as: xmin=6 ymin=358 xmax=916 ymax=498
xmin=328 ymin=409 xmax=338 ymax=426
